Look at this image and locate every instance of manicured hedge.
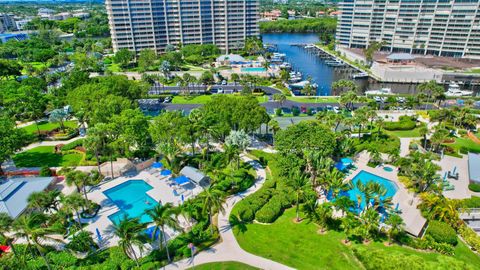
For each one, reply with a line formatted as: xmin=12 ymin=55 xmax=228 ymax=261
xmin=426 ymin=220 xmax=457 ymax=246
xmin=468 ymin=183 xmax=480 ymax=192
xmin=383 ymin=116 xmax=416 ymax=131
xmin=255 ymin=191 xmax=292 ymax=223
xmin=459 ymin=196 xmax=480 ymax=208
xmin=61 ymin=139 xmax=85 ymax=151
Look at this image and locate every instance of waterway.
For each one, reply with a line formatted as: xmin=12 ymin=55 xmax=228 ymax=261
xmin=262 ymin=33 xmax=367 ymax=96
xmin=262 ymin=33 xmax=421 ymax=96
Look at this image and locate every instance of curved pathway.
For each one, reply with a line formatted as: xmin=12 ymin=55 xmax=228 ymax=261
xmin=165 ymin=155 xmax=294 ymax=270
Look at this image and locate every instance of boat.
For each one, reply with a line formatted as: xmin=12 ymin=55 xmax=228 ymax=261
xmin=288 ymin=80 xmax=318 ymax=91
xmin=445 ymin=83 xmax=473 ymax=97
xmin=352 ymin=72 xmax=369 ymax=79
xmin=279 ymin=62 xmax=291 ymax=69
xmin=304 ymin=45 xmax=315 ymax=49
xmin=272 ymin=52 xmax=286 ymax=58
xmin=289 ymin=71 xmax=302 ymax=83
xmin=365 ymin=88 xmax=393 ymax=95
xmin=325 ymin=59 xmax=345 ymax=67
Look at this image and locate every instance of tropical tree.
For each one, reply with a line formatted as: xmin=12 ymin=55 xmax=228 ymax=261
xmin=268 ymin=119 xmax=280 ymax=137
xmin=316 ymin=202 xmax=333 ymax=232
xmin=48 ymin=108 xmax=69 ymax=132
xmin=363 ymin=41 xmax=385 ymax=67
xmin=0 ymin=213 xmax=19 ymax=258
xmin=341 ymin=213 xmax=360 ymax=244
xmin=146 ymin=203 xmax=181 ymax=262
xmin=339 ymin=90 xmax=357 ymax=111
xmin=13 ymin=212 xmax=63 ymax=270
xmin=301 ymin=82 xmax=315 ymax=96
xmin=198 ymin=186 xmax=225 ymax=234
xmin=113 ymin=216 xmax=148 ymax=267
xmin=332 ymin=79 xmax=356 ymax=95
xmin=358 ymin=208 xmax=380 ymax=243
xmin=27 ymin=190 xmax=61 ymax=213
xmin=385 ymin=214 xmax=404 ymax=245
xmin=273 ymin=93 xmax=286 ymax=108
xmin=287 ymin=172 xmax=311 ymax=222
xmin=326 ymin=169 xmax=348 ymax=198
xmin=225 ymin=129 xmax=251 ymax=168
xmin=61 ymin=193 xmax=88 ymax=229
xmin=333 ymin=196 xmax=355 ymax=217
xmin=418 ymin=80 xmax=445 ymax=106
xmin=160 ymin=60 xmax=171 ymax=78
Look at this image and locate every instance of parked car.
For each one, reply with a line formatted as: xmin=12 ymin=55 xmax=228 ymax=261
xmin=333 ymin=106 xmax=340 ymax=113
xmin=163 ymin=96 xmax=172 ymax=103
xmin=221 ymin=80 xmax=227 ymax=85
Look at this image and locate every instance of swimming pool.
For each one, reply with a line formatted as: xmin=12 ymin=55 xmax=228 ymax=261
xmin=104 ymin=180 xmax=158 ymax=225
xmin=345 ymin=170 xmax=398 ymax=210
xmin=241 ymin=67 xmax=266 ymax=72
xmin=383 ymin=166 xmax=394 ymax=172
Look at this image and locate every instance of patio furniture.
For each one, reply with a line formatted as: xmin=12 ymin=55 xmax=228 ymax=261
xmin=448 ymin=171 xmax=459 ymax=180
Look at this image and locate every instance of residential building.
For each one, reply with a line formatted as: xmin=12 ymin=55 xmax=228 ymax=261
xmin=105 ymin=0 xmax=260 ymax=54
xmin=261 ymin=9 xmax=282 ymax=21
xmin=38 ymin=8 xmax=55 ymax=19
xmin=0 ymin=33 xmax=29 ymax=43
xmin=15 ymin=18 xmax=32 ymax=31
xmin=337 ymin=0 xmax=480 ymax=59
xmin=51 ymin=12 xmax=72 ymax=21
xmin=0 ymin=14 xmax=17 ymax=33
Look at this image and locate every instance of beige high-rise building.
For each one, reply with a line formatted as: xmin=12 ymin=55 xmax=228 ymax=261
xmin=105 ymin=0 xmax=260 ymax=53
xmin=337 ymin=0 xmax=480 ymax=59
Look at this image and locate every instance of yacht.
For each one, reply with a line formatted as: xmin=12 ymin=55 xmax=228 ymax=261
xmin=304 ymin=45 xmax=316 ymax=49
xmin=279 ymin=62 xmax=292 ymax=69
xmin=272 ymin=52 xmax=286 ymax=59
xmin=289 ymin=71 xmax=303 ymax=83
xmin=445 ymin=83 xmax=473 ymax=97
xmin=352 ymin=72 xmax=369 ymax=79
xmin=365 ymin=88 xmax=393 ymax=95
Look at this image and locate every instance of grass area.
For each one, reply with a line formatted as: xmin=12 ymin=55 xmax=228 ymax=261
xmin=189 ymin=261 xmax=259 ymax=270
xmin=287 ymin=96 xmax=339 ymax=103
xmin=172 ymin=95 xmax=213 ymax=104
xmin=105 ymin=63 xmax=122 ymax=72
xmin=466 ymin=68 xmax=480 ymax=74
xmin=20 ymin=121 xmax=78 ymax=135
xmin=183 ymin=64 xmax=208 ymax=71
xmin=13 ymin=146 xmax=83 ymax=167
xmin=20 ymin=61 xmax=48 ymax=74
xmin=385 ymin=124 xmax=426 ymax=138
xmin=233 ymin=208 xmax=480 ymax=270
xmin=444 ymin=137 xmax=480 ymax=153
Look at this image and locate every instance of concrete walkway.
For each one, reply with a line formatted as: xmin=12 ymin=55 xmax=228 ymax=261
xmin=165 ymin=155 xmax=294 ymax=270
xmin=20 ymin=136 xmax=84 ymax=152
xmin=399 ymin=138 xmax=418 ymax=157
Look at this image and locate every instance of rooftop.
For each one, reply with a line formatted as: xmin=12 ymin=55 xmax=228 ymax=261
xmin=180 ymin=166 xmax=209 ymax=185
xmin=216 ymin=54 xmax=246 ymax=63
xmin=387 ymin=53 xmax=415 ymax=61
xmin=0 ymin=177 xmax=54 ymax=218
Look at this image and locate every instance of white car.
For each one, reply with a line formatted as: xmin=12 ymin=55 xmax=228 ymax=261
xmin=333 ymin=106 xmax=340 ymax=113
xmin=217 ymin=88 xmax=224 ymax=93
xmin=374 ymin=96 xmax=382 ymax=102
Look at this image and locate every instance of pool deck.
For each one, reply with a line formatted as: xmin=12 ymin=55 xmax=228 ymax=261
xmin=434 ymin=154 xmax=480 ymax=199
xmin=348 ymin=152 xmax=427 ymax=237
xmin=81 ymin=170 xmax=203 ymax=248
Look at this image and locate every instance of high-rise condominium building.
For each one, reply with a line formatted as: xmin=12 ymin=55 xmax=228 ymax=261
xmin=105 ymin=0 xmax=260 ymax=54
xmin=337 ymin=0 xmax=480 ymax=59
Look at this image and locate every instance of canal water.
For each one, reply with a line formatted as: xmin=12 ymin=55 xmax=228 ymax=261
xmin=262 ymin=33 xmax=420 ymax=96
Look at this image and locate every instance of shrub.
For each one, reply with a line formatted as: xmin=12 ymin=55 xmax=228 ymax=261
xmin=468 ymin=183 xmax=480 ymax=192
xmin=426 ymin=220 xmax=457 ymax=246
xmin=39 ymin=166 xmax=52 ymax=176
xmin=255 ymin=197 xmax=283 ymax=223
xmin=459 ymin=224 xmax=480 ymax=251
xmin=46 ymin=251 xmax=77 ymax=268
xmin=383 ymin=116 xmax=416 ymax=131
xmin=66 ymin=231 xmax=98 ymax=253
xmin=61 ymin=139 xmax=84 ymax=151
xmin=292 ymin=106 xmax=300 ymax=116
xmin=459 ymin=196 xmax=480 ymax=208
xmin=275 ymin=108 xmax=282 ymax=116
xmin=239 ymin=207 xmax=255 ymax=222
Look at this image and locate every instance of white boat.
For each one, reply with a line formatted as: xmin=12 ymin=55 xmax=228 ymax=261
xmin=445 ymin=83 xmax=473 ymax=97
xmin=353 ymin=72 xmax=369 ymax=79
xmin=279 ymin=62 xmax=291 ymax=69
xmin=365 ymin=88 xmax=393 ymax=95
xmin=304 ymin=45 xmax=315 ymax=49
xmin=273 ymin=53 xmax=286 ymax=58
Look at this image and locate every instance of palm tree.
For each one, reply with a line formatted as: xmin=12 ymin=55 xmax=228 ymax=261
xmin=61 ymin=193 xmax=87 ymax=229
xmin=419 ymin=126 xmax=429 ymax=150
xmin=0 ymin=213 xmax=19 ymax=258
xmin=198 ymin=186 xmax=225 ymax=234
xmin=341 ymin=213 xmax=360 ymax=244
xmin=326 ymin=169 xmax=348 ymax=199
xmin=339 ymin=90 xmax=358 ymax=111
xmin=385 ymin=214 xmax=404 ymax=245
xmin=302 ymin=196 xmax=319 ymax=223
xmin=113 ymin=216 xmax=148 ymax=267
xmin=145 ymin=203 xmax=181 ymax=262
xmin=287 ymin=172 xmax=310 ymax=222
xmin=358 ymin=208 xmax=380 ymax=243
xmin=13 ymin=212 xmax=63 ymax=270
xmin=27 ymin=190 xmax=61 ymax=213
xmin=316 ymin=202 xmax=333 ymax=232
xmin=273 ymin=93 xmax=286 ymax=108
xmin=357 ymin=181 xmax=374 ymax=209
xmin=333 ymin=196 xmax=355 ymax=217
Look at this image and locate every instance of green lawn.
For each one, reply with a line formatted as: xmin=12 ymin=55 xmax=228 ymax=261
xmin=13 ymin=146 xmax=83 ymax=167
xmin=172 ymin=95 xmax=213 ymax=104
xmin=189 ymin=261 xmax=259 ymax=270
xmin=287 ymin=96 xmax=339 ymax=103
xmin=20 ymin=121 xmax=78 ymax=135
xmin=105 ymin=63 xmax=122 ymax=72
xmin=444 ymin=137 xmax=480 ymax=153
xmin=233 ymin=208 xmax=480 ymax=270
xmin=385 ymin=127 xmax=423 ymax=138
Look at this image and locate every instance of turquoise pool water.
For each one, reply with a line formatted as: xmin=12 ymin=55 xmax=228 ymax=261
xmin=241 ymin=67 xmax=266 ymax=72
xmin=383 ymin=166 xmax=394 ymax=172
xmin=104 ymin=180 xmax=158 ymax=225
xmin=346 ymin=170 xmax=398 ymax=210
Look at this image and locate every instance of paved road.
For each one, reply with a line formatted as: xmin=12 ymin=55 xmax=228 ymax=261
xmin=165 ymin=155 xmax=293 ymax=270
xmin=149 ymin=84 xmax=282 ymax=95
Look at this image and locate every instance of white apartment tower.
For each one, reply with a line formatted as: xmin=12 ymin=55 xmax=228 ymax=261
xmin=105 ymin=0 xmax=260 ymax=53
xmin=337 ymin=0 xmax=480 ymax=59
